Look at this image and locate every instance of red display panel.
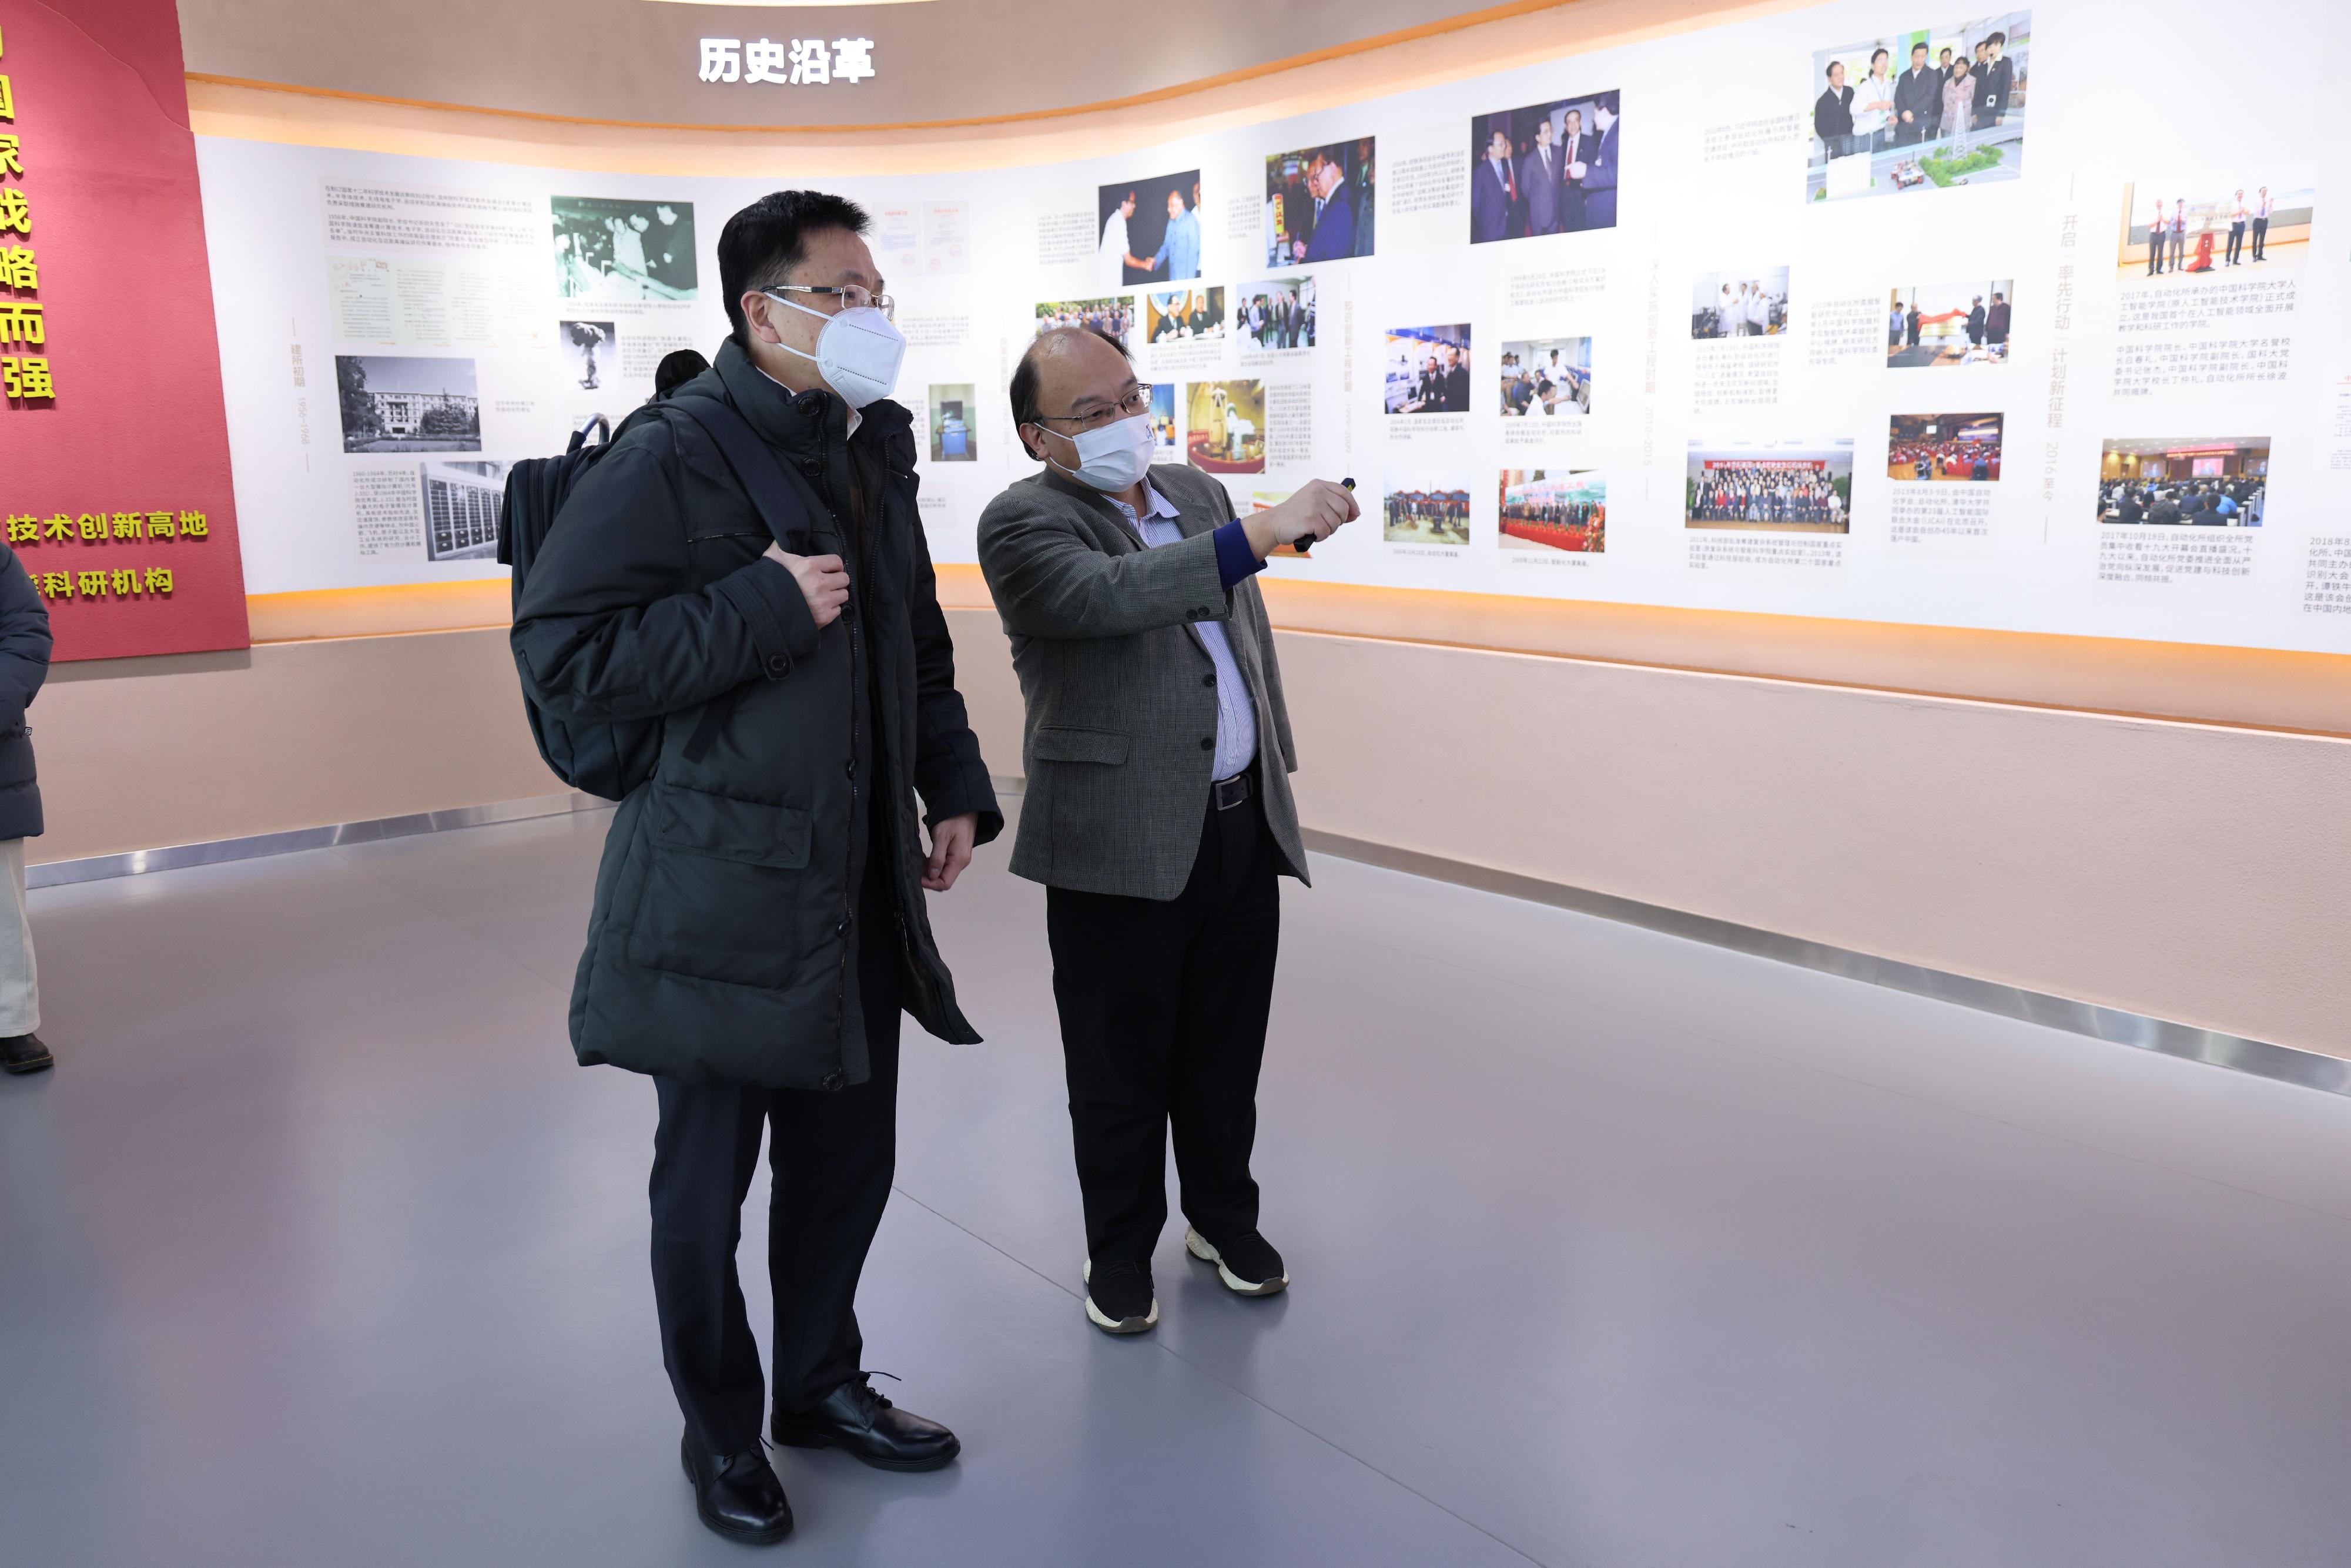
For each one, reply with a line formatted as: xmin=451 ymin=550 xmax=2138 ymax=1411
xmin=0 ymin=0 xmax=248 ymax=660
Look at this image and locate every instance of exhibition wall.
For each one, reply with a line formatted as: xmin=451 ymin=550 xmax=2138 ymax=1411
xmin=9 ymin=0 xmax=2350 ymax=1056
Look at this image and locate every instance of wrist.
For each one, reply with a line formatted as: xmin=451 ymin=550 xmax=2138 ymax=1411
xmin=1241 ymin=512 xmax=1279 ymax=561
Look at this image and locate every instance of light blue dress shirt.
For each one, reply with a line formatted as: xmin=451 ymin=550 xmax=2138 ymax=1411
xmin=1150 ymin=207 xmax=1203 ymax=282
xmin=1113 ymin=484 xmax=1258 ymax=780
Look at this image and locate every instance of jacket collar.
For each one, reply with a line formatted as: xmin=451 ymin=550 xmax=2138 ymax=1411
xmin=1035 ymin=464 xmax=1215 ymax=542
xmin=710 ymin=337 xmax=913 ymax=454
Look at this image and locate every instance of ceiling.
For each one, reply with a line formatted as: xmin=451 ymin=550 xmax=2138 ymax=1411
xmin=176 ymin=0 xmax=1568 ymax=128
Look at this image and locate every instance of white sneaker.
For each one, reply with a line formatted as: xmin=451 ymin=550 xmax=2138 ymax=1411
xmin=1082 ymin=1258 xmax=1159 ymax=1334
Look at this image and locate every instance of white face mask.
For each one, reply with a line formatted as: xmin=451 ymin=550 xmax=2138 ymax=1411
xmin=1039 ymin=413 xmax=1154 ymax=491
xmin=763 ymin=292 xmax=906 ymax=409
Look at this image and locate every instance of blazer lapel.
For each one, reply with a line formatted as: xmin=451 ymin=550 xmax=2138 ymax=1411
xmin=1038 ymin=468 xmax=1146 ymax=552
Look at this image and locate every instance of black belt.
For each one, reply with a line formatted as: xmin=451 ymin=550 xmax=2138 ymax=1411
xmin=1211 ymin=770 xmax=1254 ymax=811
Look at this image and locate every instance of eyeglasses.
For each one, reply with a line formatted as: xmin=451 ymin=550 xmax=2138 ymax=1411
xmin=1036 ymin=383 xmax=1154 ymax=431
xmin=762 ymin=284 xmax=896 ymax=321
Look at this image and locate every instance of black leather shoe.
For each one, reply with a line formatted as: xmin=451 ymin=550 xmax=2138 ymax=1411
xmin=771 ymin=1375 xmax=960 ymax=1472
xmin=0 ymin=1033 xmax=52 ymax=1075
xmin=679 ymin=1434 xmax=793 ymax=1544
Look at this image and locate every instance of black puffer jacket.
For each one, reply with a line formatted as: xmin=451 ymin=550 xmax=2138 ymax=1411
xmin=0 ymin=542 xmax=50 ymax=842
xmin=512 ymin=340 xmax=1000 ymax=1089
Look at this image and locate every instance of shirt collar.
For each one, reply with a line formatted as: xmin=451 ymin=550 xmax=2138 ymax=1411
xmin=1110 ymin=482 xmax=1177 ymax=524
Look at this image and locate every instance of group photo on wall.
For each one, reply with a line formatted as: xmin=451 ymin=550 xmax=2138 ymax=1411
xmin=1685 ymin=441 xmax=1854 ymax=532
xmin=1887 ymin=280 xmax=2012 ymax=366
xmin=2097 ymin=438 xmax=2269 ymax=525
xmin=1808 ymin=12 xmax=2029 ymax=201
xmin=1469 ymin=88 xmax=1620 ymax=242
xmin=2119 ymin=179 xmax=2316 ymax=281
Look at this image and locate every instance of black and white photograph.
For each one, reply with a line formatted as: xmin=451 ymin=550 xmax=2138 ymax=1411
xmin=1096 ymin=170 xmax=1203 ymax=288
xmin=1692 ymin=268 xmax=1790 ymax=338
xmin=1147 ymin=287 xmax=1225 ymax=344
xmin=1809 ymin=14 xmax=2029 ymax=203
xmin=928 ymin=384 xmax=976 ymax=463
xmin=1686 ymin=439 xmax=1854 ymax=531
xmin=1887 ymin=281 xmax=2012 ymax=365
xmin=1501 ymin=338 xmax=1592 ymax=417
xmin=559 ymin=320 xmax=616 ymax=390
xmin=420 ymin=459 xmax=508 ymax=561
xmin=2097 ymin=438 xmax=2268 ymax=525
xmin=1469 ymin=88 xmax=1621 ymax=244
xmin=1385 ymin=324 xmax=1472 ymax=414
xmin=1265 ymin=138 xmax=1375 ymax=264
xmin=551 ymin=196 xmax=698 ymax=301
xmin=1034 ymin=296 xmax=1135 ymax=349
xmin=1234 ymin=278 xmax=1315 ymax=351
xmin=335 ymin=355 xmax=481 ymax=454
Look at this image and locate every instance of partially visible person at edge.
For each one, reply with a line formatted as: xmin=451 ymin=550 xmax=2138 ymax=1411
xmin=510 ymin=189 xmax=1000 ymax=1549
xmin=0 ymin=533 xmax=50 ymax=1078
xmin=974 ymin=324 xmax=1358 ymax=1339
xmin=653 ymin=347 xmax=710 ymax=400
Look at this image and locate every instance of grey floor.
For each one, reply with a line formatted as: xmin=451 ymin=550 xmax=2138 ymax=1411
xmin=4 ymin=805 xmax=2349 ymax=1567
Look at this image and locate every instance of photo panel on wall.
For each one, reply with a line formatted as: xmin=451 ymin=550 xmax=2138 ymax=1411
xmin=2097 ymin=438 xmax=2269 ymax=526
xmin=928 ymin=383 xmax=978 ymax=463
xmin=2119 ymin=178 xmax=2315 ymax=282
xmin=1499 ymin=339 xmax=1592 ymax=418
xmin=335 ymin=356 xmax=481 ymax=454
xmin=1234 ymin=276 xmax=1317 ymax=352
xmin=1469 ymin=88 xmax=1620 ymax=244
xmin=1498 ymin=468 xmax=1605 ymax=553
xmin=1686 ymin=440 xmax=1854 ymax=532
xmin=1383 ymin=473 xmax=1472 ymax=547
xmin=1886 ymin=281 xmax=2013 ymax=366
xmin=1264 ymin=138 xmax=1377 ymax=265
xmin=551 ymin=196 xmax=698 ymax=301
xmin=1097 ymin=170 xmax=1204 ymax=289
xmin=1809 ymin=12 xmax=2029 ymax=202
xmin=1034 ymin=296 xmax=1136 ymax=350
xmin=1691 ymin=268 xmax=1790 ymax=339
xmin=1384 ymin=323 xmax=1472 ymax=414
xmin=1888 ymin=413 xmax=2004 ymax=481
xmin=1186 ymin=380 xmax=1266 ymax=474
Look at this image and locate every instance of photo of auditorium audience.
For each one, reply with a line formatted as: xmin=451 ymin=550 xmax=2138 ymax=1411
xmin=1265 ymin=139 xmax=1375 ymax=264
xmin=1809 ymin=12 xmax=2030 ymax=203
xmin=1498 ymin=469 xmax=1605 ymax=552
xmin=1887 ymin=280 xmax=2012 ymax=366
xmin=1692 ymin=269 xmax=1790 ymax=339
xmin=1500 ymin=339 xmax=1592 ymax=418
xmin=1685 ymin=441 xmax=1853 ymax=532
xmin=1234 ymin=279 xmax=1316 ymax=351
xmin=1034 ymin=297 xmax=1135 ymax=349
xmin=1385 ymin=324 xmax=1472 ymax=414
xmin=1887 ymin=412 xmax=2004 ymax=480
xmin=1384 ymin=476 xmax=1472 ymax=545
xmin=2097 ymin=438 xmax=2268 ymax=525
xmin=1468 ymin=88 xmax=1622 ymax=243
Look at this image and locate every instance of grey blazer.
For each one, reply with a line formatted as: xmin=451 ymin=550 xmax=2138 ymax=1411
xmin=976 ymin=464 xmax=1306 ymax=900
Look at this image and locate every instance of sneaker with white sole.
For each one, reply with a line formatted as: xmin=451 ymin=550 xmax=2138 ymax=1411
xmin=1083 ymin=1257 xmax=1158 ymax=1334
xmin=1185 ymin=1227 xmax=1288 ymax=1296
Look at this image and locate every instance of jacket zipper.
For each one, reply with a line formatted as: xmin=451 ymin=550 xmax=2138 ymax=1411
xmin=829 ymin=420 xmax=864 ymax=1088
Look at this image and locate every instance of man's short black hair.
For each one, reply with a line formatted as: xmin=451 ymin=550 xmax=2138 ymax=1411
xmin=1009 ymin=328 xmax=1131 ymax=458
xmin=1870 ymin=46 xmax=1888 ymax=63
xmin=717 ymin=189 xmax=870 ymax=346
xmin=1911 ymin=41 xmax=1928 ymax=53
xmin=1986 ymin=30 xmax=2005 ymax=45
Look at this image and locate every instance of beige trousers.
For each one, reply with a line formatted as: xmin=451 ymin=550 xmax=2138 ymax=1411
xmin=0 ymin=837 xmax=39 ymax=1036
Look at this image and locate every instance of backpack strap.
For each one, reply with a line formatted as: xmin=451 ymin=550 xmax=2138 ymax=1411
xmin=661 ymin=391 xmax=835 ymax=765
xmin=664 ymin=391 xmax=832 ymax=551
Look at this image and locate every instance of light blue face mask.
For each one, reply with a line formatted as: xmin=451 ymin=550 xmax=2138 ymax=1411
xmin=1041 ymin=413 xmax=1154 ymax=491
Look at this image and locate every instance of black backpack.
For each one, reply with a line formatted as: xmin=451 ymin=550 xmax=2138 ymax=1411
xmin=498 ymin=393 xmax=823 ymax=801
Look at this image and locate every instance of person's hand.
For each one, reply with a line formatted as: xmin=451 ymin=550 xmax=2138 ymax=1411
xmin=1242 ymin=479 xmax=1359 ymax=559
xmin=764 ymin=544 xmax=849 ymax=629
xmin=923 ymin=812 xmax=980 ymax=892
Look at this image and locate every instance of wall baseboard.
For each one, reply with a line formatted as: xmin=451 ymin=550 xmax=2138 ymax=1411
xmin=27 ymin=780 xmax=2346 ymax=1098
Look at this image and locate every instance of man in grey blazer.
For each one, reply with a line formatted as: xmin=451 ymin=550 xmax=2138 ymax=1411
xmin=977 ymin=326 xmax=1357 ymax=1335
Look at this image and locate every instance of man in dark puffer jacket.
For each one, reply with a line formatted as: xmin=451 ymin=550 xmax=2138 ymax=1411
xmin=0 ymin=537 xmax=51 ymax=1077
xmin=513 ymin=191 xmax=999 ymax=1546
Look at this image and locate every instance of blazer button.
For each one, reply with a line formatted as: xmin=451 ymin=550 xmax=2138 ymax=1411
xmin=1201 ymin=673 xmax=1216 ymax=688
xmin=819 ymin=1070 xmax=846 ymax=1091
xmin=766 ymin=656 xmax=789 ymax=676
xmin=1199 ymin=737 xmax=1214 ymax=751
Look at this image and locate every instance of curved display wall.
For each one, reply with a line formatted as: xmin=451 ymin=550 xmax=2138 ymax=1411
xmin=197 ymin=0 xmax=2343 ymax=660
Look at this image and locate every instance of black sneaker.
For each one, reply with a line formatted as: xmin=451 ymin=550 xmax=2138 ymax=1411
xmin=0 ymin=1033 xmax=51 ymax=1075
xmin=1083 ymin=1257 xmax=1158 ymax=1334
xmin=1185 ymin=1227 xmax=1288 ymax=1296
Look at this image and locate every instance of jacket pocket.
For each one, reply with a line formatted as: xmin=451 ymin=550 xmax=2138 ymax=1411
xmin=1030 ymin=726 xmax=1130 ymax=765
xmin=649 ymin=780 xmax=811 ymax=867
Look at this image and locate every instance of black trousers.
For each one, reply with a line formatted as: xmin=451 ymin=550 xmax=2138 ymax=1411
xmin=648 ymin=853 xmax=902 ymax=1456
xmin=2226 ymin=222 xmax=2245 ymax=264
xmin=1046 ymin=785 xmax=1281 ymax=1264
xmin=2252 ymin=217 xmax=2268 ymax=258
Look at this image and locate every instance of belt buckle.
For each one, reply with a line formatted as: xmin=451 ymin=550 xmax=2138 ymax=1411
xmin=1214 ymin=772 xmax=1250 ymax=810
